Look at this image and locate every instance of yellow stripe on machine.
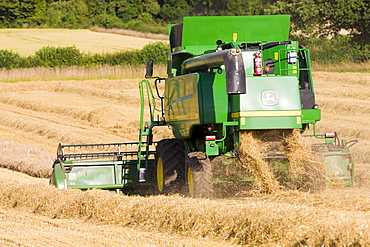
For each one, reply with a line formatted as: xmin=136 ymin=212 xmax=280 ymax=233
xmin=167 ymin=113 xmax=199 ymax=122
xmin=231 ymin=110 xmax=302 ymax=118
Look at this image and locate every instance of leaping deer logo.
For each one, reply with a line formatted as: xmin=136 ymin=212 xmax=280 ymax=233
xmin=262 ymin=91 xmax=278 ymax=105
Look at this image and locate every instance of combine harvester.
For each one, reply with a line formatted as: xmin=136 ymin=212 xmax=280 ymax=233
xmin=50 ymin=15 xmax=356 ymax=197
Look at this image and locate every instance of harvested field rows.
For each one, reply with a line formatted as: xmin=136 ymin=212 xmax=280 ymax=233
xmin=0 ymin=72 xmax=369 ymax=246
xmin=0 ymin=79 xmax=143 ymax=148
xmin=2 ymin=168 xmax=370 ymax=246
xmin=313 ymin=72 xmax=370 ymax=169
xmin=312 ymin=72 xmax=370 ymax=188
xmin=0 ymin=170 xmax=228 ymax=247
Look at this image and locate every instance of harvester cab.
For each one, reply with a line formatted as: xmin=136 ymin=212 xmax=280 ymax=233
xmin=50 ymin=15 xmax=356 ymax=197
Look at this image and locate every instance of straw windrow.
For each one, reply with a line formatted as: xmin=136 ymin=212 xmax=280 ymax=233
xmin=1 ymin=178 xmax=370 ymax=246
xmin=238 ymin=129 xmax=327 ymax=194
xmin=239 ymin=131 xmax=280 ymax=194
xmin=284 ymin=129 xmax=327 ymax=191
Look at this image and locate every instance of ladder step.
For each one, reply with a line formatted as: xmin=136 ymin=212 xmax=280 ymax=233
xmin=141 ymin=128 xmax=151 ymax=135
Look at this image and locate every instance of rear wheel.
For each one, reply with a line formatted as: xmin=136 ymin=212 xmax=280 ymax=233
xmin=153 ymin=139 xmax=185 ymax=194
xmin=185 ymin=152 xmax=214 ymax=198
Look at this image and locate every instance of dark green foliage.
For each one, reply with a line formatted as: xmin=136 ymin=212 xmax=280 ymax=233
xmin=271 ymin=0 xmax=370 ymax=63
xmin=103 ymin=50 xmax=143 ymax=66
xmin=44 ymin=0 xmax=90 ymax=28
xmin=34 ymin=46 xmax=83 ymax=67
xmin=21 ymin=55 xmax=42 ymax=68
xmin=158 ymin=0 xmax=191 ymax=22
xmin=81 ymin=53 xmax=106 ymax=67
xmin=185 ymin=0 xmax=274 ymax=16
xmin=273 ymin=0 xmax=369 ymax=50
xmin=293 ymin=35 xmax=370 ymax=63
xmin=125 ymin=18 xmax=167 ymax=34
xmin=0 ymin=50 xmax=22 ymax=69
xmin=27 ymin=0 xmax=47 ymax=26
xmin=101 ymin=42 xmax=169 ymax=65
xmin=92 ymin=14 xmax=124 ymax=28
xmin=0 ymin=0 xmax=44 ymax=27
xmin=141 ymin=42 xmax=169 ymax=64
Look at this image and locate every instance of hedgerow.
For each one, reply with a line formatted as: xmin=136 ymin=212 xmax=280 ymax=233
xmin=0 ymin=42 xmax=169 ymax=69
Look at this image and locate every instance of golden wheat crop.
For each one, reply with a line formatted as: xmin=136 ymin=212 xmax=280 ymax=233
xmin=0 ymin=29 xmax=166 ymax=56
xmin=91 ymin=27 xmax=169 ymax=40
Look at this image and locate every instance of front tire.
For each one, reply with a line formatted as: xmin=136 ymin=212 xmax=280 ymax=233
xmin=185 ymin=152 xmax=214 ymax=198
xmin=153 ymin=139 xmax=185 ymax=194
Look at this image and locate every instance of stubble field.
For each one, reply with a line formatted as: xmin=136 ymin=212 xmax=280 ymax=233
xmin=0 ymin=69 xmax=369 ymax=246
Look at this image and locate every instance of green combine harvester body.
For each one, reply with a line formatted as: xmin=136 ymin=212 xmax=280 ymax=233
xmin=50 ymin=15 xmax=356 ymax=195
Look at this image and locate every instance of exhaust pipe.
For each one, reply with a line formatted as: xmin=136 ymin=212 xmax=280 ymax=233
xmin=224 ymin=51 xmax=246 ymax=94
xmin=181 ymin=49 xmax=246 ymax=95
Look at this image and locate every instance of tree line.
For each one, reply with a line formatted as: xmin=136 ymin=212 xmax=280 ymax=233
xmin=0 ymin=0 xmax=368 ymax=40
xmin=0 ymin=0 xmax=369 ymax=62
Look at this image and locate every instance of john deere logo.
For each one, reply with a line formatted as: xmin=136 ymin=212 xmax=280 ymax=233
xmin=262 ymin=91 xmax=278 ymax=105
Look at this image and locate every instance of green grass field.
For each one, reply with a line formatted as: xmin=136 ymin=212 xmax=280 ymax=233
xmin=0 ymin=29 xmax=167 ymax=57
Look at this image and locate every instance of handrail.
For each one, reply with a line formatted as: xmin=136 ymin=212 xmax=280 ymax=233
xmin=138 ymin=79 xmax=160 ymax=171
xmin=139 ymin=79 xmax=157 ymax=131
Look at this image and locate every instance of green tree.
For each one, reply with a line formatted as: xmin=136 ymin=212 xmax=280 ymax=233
xmin=27 ymin=0 xmax=47 ymax=26
xmin=158 ymin=0 xmax=191 ymax=22
xmin=85 ymin=0 xmax=129 ymax=18
xmin=34 ymin=46 xmax=83 ymax=67
xmin=220 ymin=0 xmax=275 ymax=16
xmin=117 ymin=0 xmax=143 ymax=22
xmin=92 ymin=13 xmax=124 ymax=28
xmin=141 ymin=41 xmax=169 ymax=64
xmin=143 ymin=0 xmax=160 ymax=16
xmin=186 ymin=0 xmax=217 ymax=15
xmin=0 ymin=0 xmax=48 ymax=27
xmin=0 ymin=50 xmax=22 ymax=69
xmin=273 ymin=0 xmax=370 ymax=43
xmin=0 ymin=0 xmax=18 ymax=26
xmin=20 ymin=0 xmax=38 ymax=18
xmin=123 ymin=0 xmax=162 ymax=33
xmin=45 ymin=0 xmax=89 ymax=28
xmin=85 ymin=0 xmax=110 ymax=17
xmin=0 ymin=0 xmax=39 ymax=26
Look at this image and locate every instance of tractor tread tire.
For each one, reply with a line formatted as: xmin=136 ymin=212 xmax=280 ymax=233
xmin=154 ymin=139 xmax=185 ymax=194
xmin=186 ymin=152 xmax=214 ymax=198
